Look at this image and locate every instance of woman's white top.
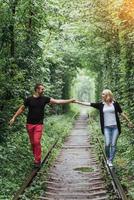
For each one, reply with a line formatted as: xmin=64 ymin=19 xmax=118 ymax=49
xmin=103 ymin=102 xmax=117 ymax=127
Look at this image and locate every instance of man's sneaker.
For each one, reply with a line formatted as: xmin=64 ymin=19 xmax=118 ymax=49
xmin=107 ymin=160 xmax=113 ymax=167
xmin=33 ymin=162 xmax=41 ymax=169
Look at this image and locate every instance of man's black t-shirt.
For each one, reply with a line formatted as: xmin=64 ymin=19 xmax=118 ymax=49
xmin=24 ymin=96 xmax=50 ymax=124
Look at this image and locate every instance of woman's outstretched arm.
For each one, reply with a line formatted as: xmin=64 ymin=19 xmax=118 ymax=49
xmin=74 ymin=100 xmax=91 ymax=106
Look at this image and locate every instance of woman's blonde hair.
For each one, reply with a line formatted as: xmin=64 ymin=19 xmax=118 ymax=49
xmin=102 ymin=89 xmax=115 ymax=103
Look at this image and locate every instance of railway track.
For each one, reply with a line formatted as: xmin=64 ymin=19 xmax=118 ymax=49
xmin=12 ymin=113 xmax=128 ymax=200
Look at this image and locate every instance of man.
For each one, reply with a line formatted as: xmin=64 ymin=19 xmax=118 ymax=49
xmin=9 ymin=83 xmax=74 ymax=168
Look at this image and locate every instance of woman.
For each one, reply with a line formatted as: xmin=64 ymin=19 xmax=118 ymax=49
xmin=75 ymin=89 xmax=132 ymax=167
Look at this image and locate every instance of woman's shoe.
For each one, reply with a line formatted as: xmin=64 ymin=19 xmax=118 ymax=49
xmin=107 ymin=160 xmax=113 ymax=167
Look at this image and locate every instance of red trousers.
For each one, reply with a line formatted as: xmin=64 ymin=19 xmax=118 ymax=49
xmin=26 ymin=124 xmax=43 ymax=163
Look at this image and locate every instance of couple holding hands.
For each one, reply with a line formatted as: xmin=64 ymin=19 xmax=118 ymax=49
xmin=10 ymin=83 xmax=132 ymax=168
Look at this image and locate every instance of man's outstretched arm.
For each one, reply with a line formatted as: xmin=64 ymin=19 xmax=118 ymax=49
xmin=9 ymin=105 xmax=25 ymax=126
xmin=50 ymin=98 xmax=75 ymax=104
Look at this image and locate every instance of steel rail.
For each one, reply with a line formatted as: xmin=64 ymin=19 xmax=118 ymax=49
xmin=96 ymin=137 xmax=128 ymax=200
xmin=13 ymin=138 xmax=58 ymax=200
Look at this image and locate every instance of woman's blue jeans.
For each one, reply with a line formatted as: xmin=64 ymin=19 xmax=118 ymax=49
xmin=104 ymin=126 xmax=119 ymax=161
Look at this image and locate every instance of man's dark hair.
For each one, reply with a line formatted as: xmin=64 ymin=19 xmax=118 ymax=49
xmin=34 ymin=83 xmax=44 ymax=91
